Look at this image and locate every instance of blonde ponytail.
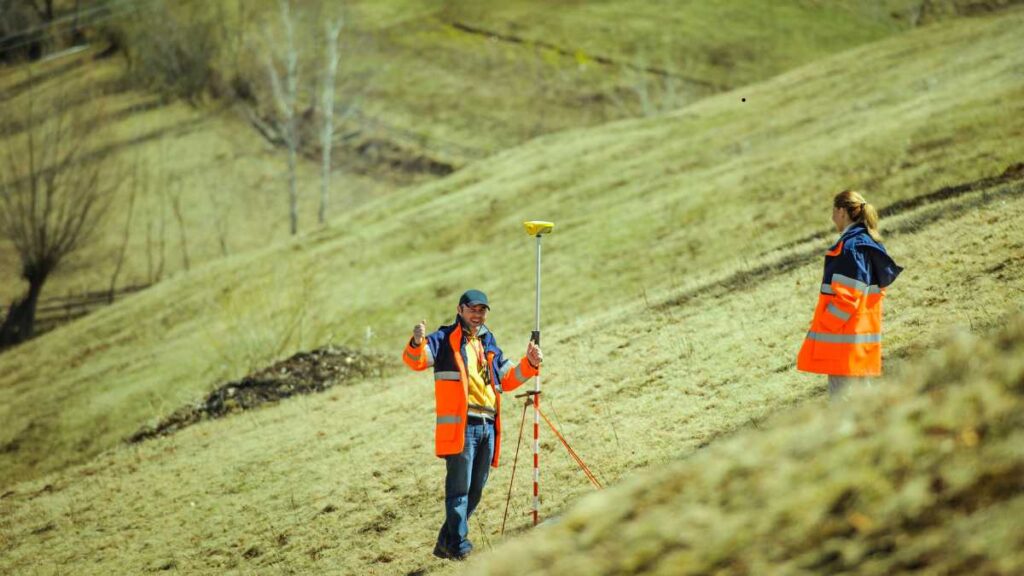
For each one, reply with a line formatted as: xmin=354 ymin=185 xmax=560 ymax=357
xmin=834 ymin=189 xmax=882 ymax=242
xmin=860 ymin=202 xmax=881 ymax=241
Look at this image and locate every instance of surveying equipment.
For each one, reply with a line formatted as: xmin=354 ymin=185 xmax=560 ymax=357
xmin=501 ymin=221 xmax=601 ymax=533
xmin=523 ymin=221 xmax=552 ymax=525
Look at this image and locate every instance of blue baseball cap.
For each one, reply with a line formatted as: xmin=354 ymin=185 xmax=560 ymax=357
xmin=458 ymin=289 xmax=490 ymax=309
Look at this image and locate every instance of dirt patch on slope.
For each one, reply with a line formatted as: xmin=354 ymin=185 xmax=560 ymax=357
xmin=127 ymin=346 xmax=390 ymax=443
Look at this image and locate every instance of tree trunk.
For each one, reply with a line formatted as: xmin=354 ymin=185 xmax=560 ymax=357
xmin=288 ymin=141 xmax=298 ymax=235
xmin=70 ymin=0 xmax=85 ymax=45
xmin=320 ymin=19 xmax=342 ymax=225
xmin=0 ymin=273 xmax=48 ymax=350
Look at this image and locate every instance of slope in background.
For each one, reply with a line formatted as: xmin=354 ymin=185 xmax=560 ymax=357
xmin=0 ymin=7 xmax=1023 ymax=574
xmin=0 ymin=0 xmax=967 ymax=306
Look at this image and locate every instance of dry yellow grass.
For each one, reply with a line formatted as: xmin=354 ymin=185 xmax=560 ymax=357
xmin=0 ymin=48 xmax=391 ymax=304
xmin=470 ymin=307 xmax=1024 ymax=576
xmin=1 ymin=1 xmax=1022 ymax=491
xmin=0 ymin=155 xmax=1020 ymax=576
xmin=0 ymin=6 xmax=1023 ymax=575
xmin=1 ymin=0 xmax=955 ymax=306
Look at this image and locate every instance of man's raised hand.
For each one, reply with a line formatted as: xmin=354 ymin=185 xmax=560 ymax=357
xmin=527 ymin=340 xmax=543 ymax=368
xmin=413 ymin=320 xmax=426 ymax=346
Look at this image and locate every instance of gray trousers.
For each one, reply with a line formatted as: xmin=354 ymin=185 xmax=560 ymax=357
xmin=828 ymin=375 xmax=872 ymax=401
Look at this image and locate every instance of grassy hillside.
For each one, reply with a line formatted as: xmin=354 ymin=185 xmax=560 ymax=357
xmin=124 ymin=0 xmax=933 ymax=149
xmin=0 ymin=49 xmax=392 ymax=304
xmin=1 ymin=0 xmax=958 ymax=306
xmin=469 ymin=317 xmax=1024 ymax=575
xmin=1 ymin=1 xmax=1023 ymax=489
xmin=0 ymin=142 xmax=1021 ymax=575
xmin=0 ymin=6 xmax=1023 ymax=574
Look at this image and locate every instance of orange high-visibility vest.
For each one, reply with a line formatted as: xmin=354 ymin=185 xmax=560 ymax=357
xmin=403 ymin=318 xmax=538 ymax=466
xmin=797 ymin=225 xmax=902 ymax=376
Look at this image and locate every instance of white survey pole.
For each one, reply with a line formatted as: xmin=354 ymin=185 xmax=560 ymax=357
xmin=523 ymin=221 xmax=553 ymax=526
xmin=535 ymin=235 xmax=542 ymax=336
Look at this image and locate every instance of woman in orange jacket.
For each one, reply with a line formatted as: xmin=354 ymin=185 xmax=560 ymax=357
xmin=797 ymin=190 xmax=903 ymax=400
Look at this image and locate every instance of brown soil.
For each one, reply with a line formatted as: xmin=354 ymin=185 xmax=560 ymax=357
xmin=127 ymin=346 xmax=391 ymax=443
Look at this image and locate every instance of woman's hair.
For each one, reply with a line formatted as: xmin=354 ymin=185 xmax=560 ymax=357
xmin=834 ymin=189 xmax=882 ymax=242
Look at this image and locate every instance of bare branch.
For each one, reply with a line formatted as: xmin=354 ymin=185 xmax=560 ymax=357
xmin=109 ymin=159 xmax=138 ymax=302
xmin=0 ymin=72 xmax=113 ymax=347
xmin=319 ymin=17 xmax=343 ymax=225
xmin=169 ymin=181 xmax=189 ymax=271
xmin=262 ymin=0 xmax=301 ymax=235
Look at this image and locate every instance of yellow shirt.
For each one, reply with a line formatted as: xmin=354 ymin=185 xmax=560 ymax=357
xmin=465 ymin=335 xmax=496 ymax=416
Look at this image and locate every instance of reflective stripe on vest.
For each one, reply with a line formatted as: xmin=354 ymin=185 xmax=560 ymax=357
xmin=437 ymin=415 xmax=462 ymax=425
xmin=498 ymin=359 xmax=513 ymax=380
xmin=823 ymin=283 xmax=882 ymax=295
xmin=832 ymin=273 xmax=868 ymax=294
xmin=806 ymin=331 xmax=881 ymax=344
xmin=434 ymin=371 xmax=461 ymax=381
xmin=513 ymin=363 xmax=529 ymax=385
xmin=825 ymin=302 xmax=852 ymax=322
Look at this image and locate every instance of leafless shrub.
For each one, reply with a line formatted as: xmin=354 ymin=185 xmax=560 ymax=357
xmin=102 ymin=0 xmax=222 ymax=103
xmin=0 ymin=76 xmax=116 ymax=348
xmin=0 ymin=1 xmax=45 ymax=62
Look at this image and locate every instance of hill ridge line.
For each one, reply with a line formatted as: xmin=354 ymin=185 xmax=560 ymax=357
xmin=446 ymin=20 xmax=718 ymax=89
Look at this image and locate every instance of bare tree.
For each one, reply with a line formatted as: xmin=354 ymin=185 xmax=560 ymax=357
xmin=108 ymin=161 xmax=137 ymax=303
xmin=145 ymin=180 xmax=168 ymax=285
xmin=205 ymin=185 xmax=231 ymax=257
xmin=70 ymin=0 xmax=84 ymax=44
xmin=27 ymin=0 xmax=55 ymax=22
xmin=265 ymin=0 xmax=301 ymax=235
xmin=110 ymin=0 xmax=219 ymax=103
xmin=319 ymin=17 xmax=342 ymax=225
xmin=168 ymin=181 xmax=190 ymax=272
xmin=0 ymin=0 xmax=44 ymax=62
xmin=0 ymin=82 xmax=113 ymax=348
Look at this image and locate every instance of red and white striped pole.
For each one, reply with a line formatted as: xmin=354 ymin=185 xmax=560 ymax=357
xmin=523 ymin=221 xmax=553 ymax=526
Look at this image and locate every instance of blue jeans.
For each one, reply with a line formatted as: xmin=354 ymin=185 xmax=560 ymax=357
xmin=435 ymin=418 xmax=494 ymax=557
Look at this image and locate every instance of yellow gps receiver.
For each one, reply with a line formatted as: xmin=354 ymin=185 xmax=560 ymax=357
xmin=523 ymin=221 xmax=554 ymax=236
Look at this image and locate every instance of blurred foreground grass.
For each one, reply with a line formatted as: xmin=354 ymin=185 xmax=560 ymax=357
xmin=470 ymin=315 xmax=1024 ymax=575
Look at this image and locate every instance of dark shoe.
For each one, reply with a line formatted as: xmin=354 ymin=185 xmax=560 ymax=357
xmin=452 ymin=550 xmax=471 ymax=561
xmin=432 ymin=545 xmax=451 ymax=560
xmin=433 ymin=545 xmax=471 ymax=562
